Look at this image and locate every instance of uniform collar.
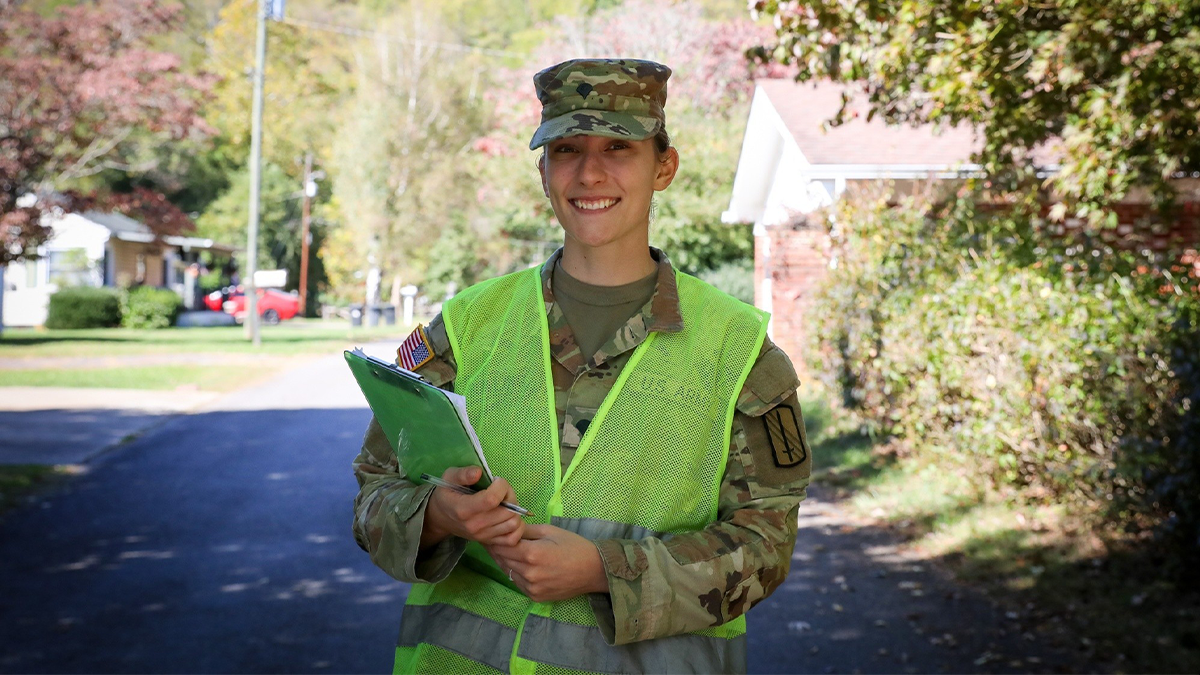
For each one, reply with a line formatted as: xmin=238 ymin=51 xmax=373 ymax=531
xmin=540 ymin=247 xmax=685 ymax=373
xmin=540 ymin=247 xmax=684 ymax=332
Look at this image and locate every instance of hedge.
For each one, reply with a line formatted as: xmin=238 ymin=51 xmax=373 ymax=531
xmin=807 ymin=194 xmax=1200 ymax=560
xmin=44 ymin=287 xmax=122 ymax=329
xmin=698 ymin=260 xmax=754 ymax=304
xmin=120 ymin=286 xmax=182 ymax=329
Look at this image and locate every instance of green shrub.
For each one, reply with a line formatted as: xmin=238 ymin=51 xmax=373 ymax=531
xmin=697 ymin=259 xmax=755 ymax=304
xmin=807 ymin=193 xmax=1200 ymax=560
xmin=44 ymin=287 xmax=122 ymax=329
xmin=121 ymin=286 xmax=182 ymax=329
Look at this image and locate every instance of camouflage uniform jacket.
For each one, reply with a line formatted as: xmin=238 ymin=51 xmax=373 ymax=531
xmin=352 ymin=248 xmax=812 ymax=646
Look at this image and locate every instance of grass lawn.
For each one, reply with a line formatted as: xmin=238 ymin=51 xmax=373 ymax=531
xmin=0 ymin=319 xmax=412 ymax=359
xmin=0 ymin=364 xmax=266 ymax=392
xmin=803 ymin=394 xmax=1200 ymax=673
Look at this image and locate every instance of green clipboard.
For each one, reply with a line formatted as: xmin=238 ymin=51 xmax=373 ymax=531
xmin=344 ymin=348 xmax=494 ymax=489
xmin=345 ymin=348 xmax=519 ymax=591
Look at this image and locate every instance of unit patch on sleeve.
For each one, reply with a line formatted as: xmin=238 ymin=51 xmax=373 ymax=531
xmin=396 ymin=325 xmax=435 ymax=371
xmin=762 ymin=405 xmax=807 ymax=468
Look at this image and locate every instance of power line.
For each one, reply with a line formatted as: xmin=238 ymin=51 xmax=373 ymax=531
xmin=276 ymin=15 xmax=525 ymax=59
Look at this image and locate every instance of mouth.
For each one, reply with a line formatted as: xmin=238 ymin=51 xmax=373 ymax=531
xmin=569 ymin=197 xmax=620 ymax=212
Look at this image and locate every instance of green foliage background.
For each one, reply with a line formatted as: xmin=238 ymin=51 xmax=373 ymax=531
xmin=807 ymin=193 xmax=1200 ymax=561
xmin=157 ymin=0 xmax=764 ymax=307
xmin=121 ymin=287 xmax=184 ymax=330
xmin=45 ymin=288 xmax=123 ymax=329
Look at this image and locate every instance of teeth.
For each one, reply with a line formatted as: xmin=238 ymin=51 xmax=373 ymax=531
xmin=574 ymin=198 xmax=617 ymax=210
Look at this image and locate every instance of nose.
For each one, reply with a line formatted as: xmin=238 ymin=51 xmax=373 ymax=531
xmin=577 ymin=149 xmax=606 ymax=185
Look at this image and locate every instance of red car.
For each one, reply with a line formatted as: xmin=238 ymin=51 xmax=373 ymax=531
xmin=205 ymin=286 xmax=300 ymax=324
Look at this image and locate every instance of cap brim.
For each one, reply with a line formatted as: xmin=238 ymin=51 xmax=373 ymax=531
xmin=529 ymin=110 xmax=661 ymax=150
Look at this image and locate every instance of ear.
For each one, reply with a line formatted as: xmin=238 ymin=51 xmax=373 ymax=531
xmin=537 ymin=153 xmax=549 ymax=198
xmin=653 ymin=146 xmax=679 ymax=192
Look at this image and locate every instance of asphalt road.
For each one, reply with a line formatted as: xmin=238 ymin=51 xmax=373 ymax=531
xmin=0 ymin=349 xmax=1090 ymax=674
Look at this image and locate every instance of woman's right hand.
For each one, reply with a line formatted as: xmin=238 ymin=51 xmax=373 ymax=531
xmin=420 ymin=466 xmax=525 ymax=549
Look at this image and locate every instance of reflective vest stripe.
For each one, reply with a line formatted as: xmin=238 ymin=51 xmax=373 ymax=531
xmin=517 ymin=615 xmax=746 ymax=673
xmin=397 ymin=604 xmax=516 ymax=673
xmin=552 ymin=515 xmax=665 ymax=541
xmin=396 ymin=596 xmax=746 ymax=674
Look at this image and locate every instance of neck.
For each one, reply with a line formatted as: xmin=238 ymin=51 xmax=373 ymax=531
xmin=560 ymin=237 xmax=656 ymax=286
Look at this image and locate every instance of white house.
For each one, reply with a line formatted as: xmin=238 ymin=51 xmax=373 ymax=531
xmin=725 ymin=79 xmax=1199 ymax=369
xmin=2 ymin=211 xmax=235 ymax=327
xmin=723 ymin=79 xmax=979 ymax=365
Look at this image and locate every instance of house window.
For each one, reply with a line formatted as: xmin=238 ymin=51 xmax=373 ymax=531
xmin=25 ymin=260 xmax=40 ymax=288
xmin=136 ymin=253 xmax=146 ymax=284
xmin=47 ymin=249 xmax=92 ymax=287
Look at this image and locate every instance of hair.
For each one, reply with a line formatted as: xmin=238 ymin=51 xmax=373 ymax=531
xmin=653 ymin=126 xmax=672 ymax=156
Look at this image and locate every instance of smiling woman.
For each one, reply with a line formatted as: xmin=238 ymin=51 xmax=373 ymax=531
xmin=539 ymin=134 xmax=678 ymax=283
xmin=352 ymin=58 xmax=812 ymax=675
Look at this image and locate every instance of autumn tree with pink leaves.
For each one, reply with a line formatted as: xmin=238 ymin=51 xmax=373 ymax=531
xmin=0 ymin=0 xmax=212 ymax=265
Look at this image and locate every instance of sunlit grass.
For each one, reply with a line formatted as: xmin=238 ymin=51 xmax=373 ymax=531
xmin=0 ymin=365 xmax=267 ymax=391
xmin=0 ymin=319 xmax=412 ymax=358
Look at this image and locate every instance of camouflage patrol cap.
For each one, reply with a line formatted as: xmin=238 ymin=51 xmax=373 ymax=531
xmin=529 ymin=58 xmax=671 ymax=151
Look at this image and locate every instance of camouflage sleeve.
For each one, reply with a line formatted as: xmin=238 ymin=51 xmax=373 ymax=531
xmin=351 ymin=314 xmax=464 ymax=583
xmin=589 ymin=337 xmax=812 ymax=645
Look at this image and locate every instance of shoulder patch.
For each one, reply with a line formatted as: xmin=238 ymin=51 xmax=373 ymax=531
xmin=736 ymin=343 xmax=800 ymax=417
xmin=762 ymin=404 xmax=808 ymax=469
xmin=741 ymin=392 xmax=812 ymax=487
xmin=424 ymin=314 xmax=452 ymax=355
xmin=396 ymin=325 xmax=435 ymax=371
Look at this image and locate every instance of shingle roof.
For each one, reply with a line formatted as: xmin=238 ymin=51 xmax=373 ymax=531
xmin=757 ymin=79 xmax=980 ymax=167
xmin=80 ymin=211 xmax=152 ymax=236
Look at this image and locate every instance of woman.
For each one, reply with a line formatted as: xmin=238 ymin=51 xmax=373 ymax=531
xmin=352 ymin=58 xmax=811 ymax=674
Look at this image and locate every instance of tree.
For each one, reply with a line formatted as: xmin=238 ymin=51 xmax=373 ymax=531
xmin=0 ymin=0 xmax=211 ymax=265
xmin=472 ymin=0 xmax=780 ymax=273
xmin=328 ymin=5 xmax=491 ymax=294
xmin=749 ymin=0 xmax=1200 ymax=224
xmin=194 ymin=162 xmax=328 ymax=305
xmin=203 ymin=0 xmax=352 ymax=173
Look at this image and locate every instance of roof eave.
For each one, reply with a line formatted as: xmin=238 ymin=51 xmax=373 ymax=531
xmin=801 ymin=163 xmax=984 ymax=179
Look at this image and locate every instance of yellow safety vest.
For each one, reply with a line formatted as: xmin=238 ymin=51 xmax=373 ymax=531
xmin=395 ymin=264 xmax=768 ymax=674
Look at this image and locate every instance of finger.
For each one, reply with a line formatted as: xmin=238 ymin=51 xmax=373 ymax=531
xmin=451 ymin=488 xmax=520 ymax=521
xmin=482 ymin=477 xmax=519 ymax=508
xmin=467 ymin=505 xmax=523 ymax=532
xmin=475 ymin=516 xmax=523 ymax=546
xmin=488 ymin=539 xmax=532 ymax=564
xmin=508 ymin=567 xmax=530 ymax=594
xmin=497 ymin=522 xmax=525 ymax=547
xmin=442 ymin=465 xmax=483 ymax=487
xmin=484 ymin=547 xmax=511 ymax=570
xmin=506 ymin=560 xmax=532 ymax=583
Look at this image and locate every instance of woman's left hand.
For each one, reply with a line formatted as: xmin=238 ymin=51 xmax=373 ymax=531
xmin=486 ymin=524 xmax=609 ymax=603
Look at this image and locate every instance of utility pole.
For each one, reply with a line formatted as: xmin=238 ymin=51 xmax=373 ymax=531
xmin=299 ymin=151 xmax=313 ymax=318
xmin=244 ymin=0 xmax=268 ymax=345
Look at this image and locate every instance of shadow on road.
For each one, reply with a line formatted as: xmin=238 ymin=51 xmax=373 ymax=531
xmin=0 ymin=407 xmax=400 ymax=674
xmin=0 ymin=405 xmax=1099 ymax=674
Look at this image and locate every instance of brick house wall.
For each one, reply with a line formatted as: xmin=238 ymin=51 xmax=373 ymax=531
xmin=757 ymin=220 xmax=830 ymax=376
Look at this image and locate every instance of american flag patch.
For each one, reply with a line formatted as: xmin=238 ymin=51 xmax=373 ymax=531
xmin=396 ymin=325 xmax=435 ymax=371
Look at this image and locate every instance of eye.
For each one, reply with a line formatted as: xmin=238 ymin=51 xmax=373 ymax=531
xmin=551 ymin=143 xmax=578 ymax=153
xmin=608 ymin=141 xmax=630 ymax=150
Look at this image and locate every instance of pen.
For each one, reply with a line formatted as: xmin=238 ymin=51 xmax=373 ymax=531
xmin=420 ymin=473 xmax=532 ymax=517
